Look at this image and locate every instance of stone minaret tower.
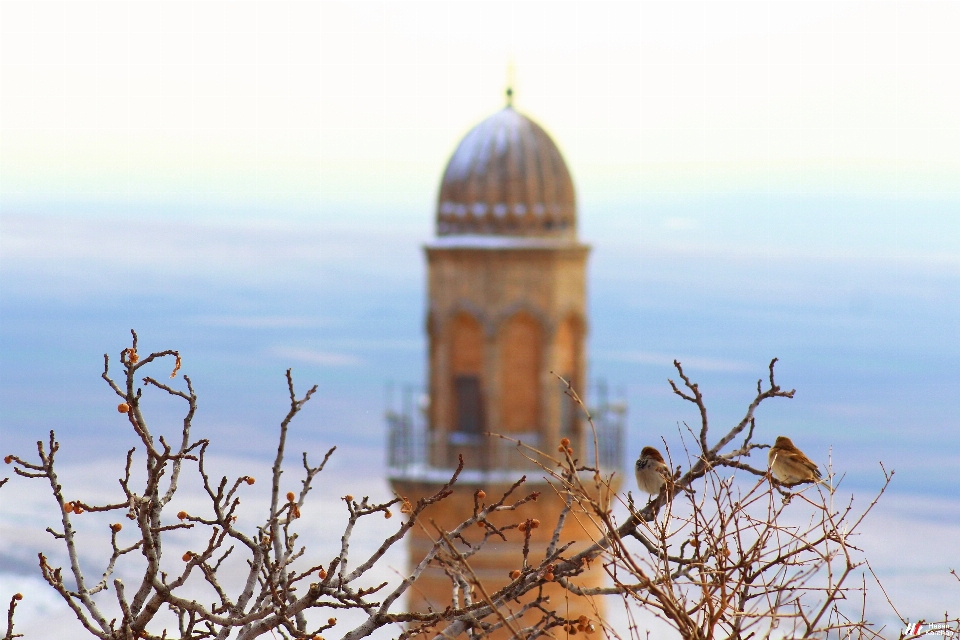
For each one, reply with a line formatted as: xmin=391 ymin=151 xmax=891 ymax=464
xmin=388 ymin=97 xmax=623 ymax=634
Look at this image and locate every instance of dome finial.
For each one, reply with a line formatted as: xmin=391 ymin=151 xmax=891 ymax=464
xmin=505 ymin=59 xmax=515 ymax=107
xmin=505 ymin=86 xmax=513 ymax=107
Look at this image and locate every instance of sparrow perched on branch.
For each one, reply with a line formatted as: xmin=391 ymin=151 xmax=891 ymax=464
xmin=635 ymin=446 xmax=671 ymax=495
xmin=768 ymin=436 xmax=826 ymax=486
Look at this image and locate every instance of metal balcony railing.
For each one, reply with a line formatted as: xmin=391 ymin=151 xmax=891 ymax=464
xmin=386 ymin=382 xmax=626 ymax=484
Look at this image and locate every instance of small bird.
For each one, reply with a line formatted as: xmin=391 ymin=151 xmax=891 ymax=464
xmin=635 ymin=446 xmax=671 ymax=496
xmin=768 ymin=436 xmax=826 ymax=486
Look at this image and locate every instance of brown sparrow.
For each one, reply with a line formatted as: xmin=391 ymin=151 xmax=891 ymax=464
xmin=635 ymin=446 xmax=671 ymax=495
xmin=768 ymin=436 xmax=826 ymax=486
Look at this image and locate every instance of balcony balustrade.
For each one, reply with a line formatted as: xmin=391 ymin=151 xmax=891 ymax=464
xmin=386 ymin=382 xmax=626 ymax=484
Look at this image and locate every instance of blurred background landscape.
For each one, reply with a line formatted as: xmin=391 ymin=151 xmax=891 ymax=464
xmin=2 ymin=1 xmax=959 ymax=637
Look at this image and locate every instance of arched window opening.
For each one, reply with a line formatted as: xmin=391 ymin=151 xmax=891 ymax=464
xmin=449 ymin=313 xmax=484 ymax=436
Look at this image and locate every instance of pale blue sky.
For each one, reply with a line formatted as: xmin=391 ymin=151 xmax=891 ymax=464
xmin=3 ymin=0 xmax=959 ymax=490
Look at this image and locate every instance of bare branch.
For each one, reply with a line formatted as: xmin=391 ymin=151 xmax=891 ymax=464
xmin=5 ymin=337 xmax=910 ymax=640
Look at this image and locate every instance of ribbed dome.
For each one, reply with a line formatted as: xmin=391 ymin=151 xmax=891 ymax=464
xmin=437 ymin=107 xmax=576 ymax=239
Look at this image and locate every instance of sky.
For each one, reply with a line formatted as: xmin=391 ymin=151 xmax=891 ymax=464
xmin=3 ymin=1 xmax=960 ymax=210
xmin=2 ymin=1 xmax=960 ymax=638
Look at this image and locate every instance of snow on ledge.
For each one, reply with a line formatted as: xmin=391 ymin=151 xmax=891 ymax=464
xmin=426 ymin=235 xmax=583 ymax=250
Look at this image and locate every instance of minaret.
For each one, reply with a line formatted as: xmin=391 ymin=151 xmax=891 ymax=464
xmin=388 ymin=93 xmax=623 ymax=634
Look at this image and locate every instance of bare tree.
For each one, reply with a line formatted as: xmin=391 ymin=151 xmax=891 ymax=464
xmin=2 ymin=333 xmax=602 ymax=639
xmin=491 ymin=360 xmax=929 ymax=640
xmin=5 ymin=335 xmax=951 ymax=639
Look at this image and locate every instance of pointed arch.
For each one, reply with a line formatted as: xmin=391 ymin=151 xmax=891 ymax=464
xmin=498 ymin=311 xmax=542 ymax=433
xmin=493 ymin=302 xmax=551 ymax=338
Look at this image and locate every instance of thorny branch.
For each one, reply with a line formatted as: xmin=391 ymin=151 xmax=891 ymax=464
xmin=494 ymin=358 xmax=915 ymax=640
xmin=1 ymin=334 xmax=601 ymax=639
xmin=2 ymin=338 xmax=926 ymax=640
